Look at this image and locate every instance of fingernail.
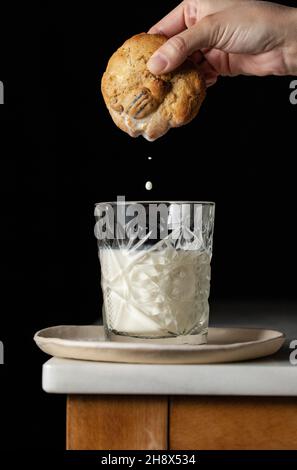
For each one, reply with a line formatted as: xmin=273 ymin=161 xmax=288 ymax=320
xmin=148 ymin=27 xmax=164 ymax=35
xmin=186 ymin=3 xmax=197 ymax=26
xmin=147 ymin=53 xmax=168 ymax=74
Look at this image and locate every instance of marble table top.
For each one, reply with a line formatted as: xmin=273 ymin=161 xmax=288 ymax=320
xmin=42 ymin=302 xmax=297 ymax=396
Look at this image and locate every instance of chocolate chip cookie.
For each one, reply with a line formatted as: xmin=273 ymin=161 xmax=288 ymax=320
xmin=101 ymin=33 xmax=206 ymax=141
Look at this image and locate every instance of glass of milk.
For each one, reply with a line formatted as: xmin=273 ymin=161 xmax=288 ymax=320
xmin=94 ymin=200 xmax=215 ymax=344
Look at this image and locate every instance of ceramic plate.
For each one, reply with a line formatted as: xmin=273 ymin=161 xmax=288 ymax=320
xmin=34 ymin=325 xmax=285 ymax=364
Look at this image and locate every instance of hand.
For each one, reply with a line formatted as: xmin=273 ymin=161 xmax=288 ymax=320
xmin=147 ymin=0 xmax=297 ymax=86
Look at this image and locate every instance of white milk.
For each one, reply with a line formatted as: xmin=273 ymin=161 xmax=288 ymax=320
xmin=99 ymin=247 xmax=211 ymax=338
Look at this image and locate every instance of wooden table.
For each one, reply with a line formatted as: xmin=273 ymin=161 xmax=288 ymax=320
xmin=66 ymin=395 xmax=297 ymax=450
xmin=42 ymin=304 xmax=297 ymax=450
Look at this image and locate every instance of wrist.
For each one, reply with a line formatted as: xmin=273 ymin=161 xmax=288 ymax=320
xmin=283 ymin=8 xmax=297 ymax=75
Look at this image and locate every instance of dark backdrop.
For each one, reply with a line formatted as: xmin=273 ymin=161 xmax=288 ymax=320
xmin=0 ymin=0 xmax=296 ymax=449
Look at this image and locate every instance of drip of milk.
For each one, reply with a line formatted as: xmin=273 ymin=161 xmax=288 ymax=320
xmin=145 ymin=157 xmax=152 ymax=190
xmin=100 ymin=247 xmax=210 ymax=338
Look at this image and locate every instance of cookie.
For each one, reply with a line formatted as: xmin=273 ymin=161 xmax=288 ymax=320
xmin=101 ymin=33 xmax=206 ymax=141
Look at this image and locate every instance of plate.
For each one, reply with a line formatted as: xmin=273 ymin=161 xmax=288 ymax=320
xmin=34 ymin=325 xmax=285 ymax=364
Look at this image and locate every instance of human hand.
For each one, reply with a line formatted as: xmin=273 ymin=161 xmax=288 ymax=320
xmin=147 ymin=0 xmax=297 ymax=86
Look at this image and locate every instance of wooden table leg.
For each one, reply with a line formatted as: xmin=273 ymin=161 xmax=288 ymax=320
xmin=67 ymin=395 xmax=168 ymax=450
xmin=170 ymin=397 xmax=297 ymax=450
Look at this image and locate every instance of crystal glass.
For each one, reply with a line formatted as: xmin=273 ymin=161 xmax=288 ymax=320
xmin=94 ymin=200 xmax=215 ymax=344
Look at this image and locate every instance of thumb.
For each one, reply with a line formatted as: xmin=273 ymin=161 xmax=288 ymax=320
xmin=147 ymin=15 xmax=220 ymax=75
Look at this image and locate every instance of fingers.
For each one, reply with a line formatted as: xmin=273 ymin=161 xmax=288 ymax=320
xmin=198 ymin=60 xmax=219 ymax=86
xmin=148 ymin=2 xmax=186 ymax=37
xmin=189 ymin=50 xmax=204 ymax=65
xmin=148 ymin=0 xmax=245 ymax=37
xmin=148 ymin=15 xmax=219 ymax=74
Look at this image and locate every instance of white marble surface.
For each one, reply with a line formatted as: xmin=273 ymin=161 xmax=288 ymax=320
xmin=42 ymin=302 xmax=297 ymax=396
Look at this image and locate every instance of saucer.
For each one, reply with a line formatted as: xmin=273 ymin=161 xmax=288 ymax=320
xmin=34 ymin=325 xmax=285 ymax=364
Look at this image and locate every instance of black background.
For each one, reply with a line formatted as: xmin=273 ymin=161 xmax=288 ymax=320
xmin=0 ymin=0 xmax=296 ymax=450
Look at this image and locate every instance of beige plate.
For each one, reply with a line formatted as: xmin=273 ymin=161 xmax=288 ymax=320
xmin=34 ymin=325 xmax=285 ymax=364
